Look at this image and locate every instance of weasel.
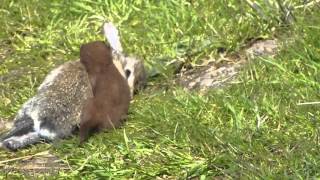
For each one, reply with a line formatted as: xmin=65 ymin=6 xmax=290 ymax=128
xmin=79 ymin=41 xmax=130 ymax=143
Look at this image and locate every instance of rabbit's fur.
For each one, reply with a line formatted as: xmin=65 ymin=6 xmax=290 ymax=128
xmin=0 ymin=61 xmax=91 ymax=150
xmin=0 ymin=22 xmax=146 ymax=151
xmin=103 ymin=22 xmax=147 ymax=97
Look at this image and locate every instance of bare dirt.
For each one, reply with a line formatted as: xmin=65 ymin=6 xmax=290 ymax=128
xmin=0 ymin=150 xmax=69 ymax=176
xmin=176 ymin=39 xmax=279 ymax=91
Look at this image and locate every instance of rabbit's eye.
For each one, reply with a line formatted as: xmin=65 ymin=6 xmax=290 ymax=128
xmin=125 ymin=69 xmax=131 ymax=79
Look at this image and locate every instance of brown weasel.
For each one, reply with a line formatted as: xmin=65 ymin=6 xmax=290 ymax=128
xmin=79 ymin=41 xmax=130 ymax=143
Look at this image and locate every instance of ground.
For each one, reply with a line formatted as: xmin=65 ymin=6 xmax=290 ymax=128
xmin=0 ymin=0 xmax=319 ymax=179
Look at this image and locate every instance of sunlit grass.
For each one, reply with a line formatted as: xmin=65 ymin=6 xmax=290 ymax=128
xmin=0 ymin=0 xmax=319 ymax=179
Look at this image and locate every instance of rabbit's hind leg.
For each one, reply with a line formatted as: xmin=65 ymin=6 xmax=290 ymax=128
xmin=0 ymin=119 xmax=40 ymax=151
xmin=1 ymin=131 xmax=40 ymax=151
xmin=38 ymin=119 xmax=58 ymax=141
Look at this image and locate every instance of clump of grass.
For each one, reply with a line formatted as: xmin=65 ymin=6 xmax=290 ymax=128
xmin=0 ymin=0 xmax=300 ymax=118
xmin=0 ymin=0 xmax=319 ymax=179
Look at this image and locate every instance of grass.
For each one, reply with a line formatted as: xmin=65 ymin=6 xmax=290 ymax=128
xmin=0 ymin=0 xmax=319 ymax=179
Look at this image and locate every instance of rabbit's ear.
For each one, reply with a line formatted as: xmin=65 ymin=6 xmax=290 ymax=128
xmin=103 ymin=22 xmax=123 ymax=53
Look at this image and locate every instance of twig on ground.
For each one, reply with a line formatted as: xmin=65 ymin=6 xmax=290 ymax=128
xmin=0 ymin=150 xmax=50 ymax=166
xmin=3 ymin=164 xmax=69 ymax=170
xmin=297 ymin=101 xmax=320 ymax=106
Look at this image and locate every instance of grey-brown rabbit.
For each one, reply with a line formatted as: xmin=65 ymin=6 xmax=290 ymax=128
xmin=0 ymin=22 xmax=146 ymax=151
xmin=103 ymin=22 xmax=147 ymax=97
xmin=0 ymin=61 xmax=92 ymax=150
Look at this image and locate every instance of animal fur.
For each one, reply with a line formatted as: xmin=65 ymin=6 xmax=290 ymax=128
xmin=0 ymin=61 xmax=91 ymax=150
xmin=0 ymin=22 xmax=146 ymax=151
xmin=103 ymin=22 xmax=147 ymax=98
xmin=79 ymin=41 xmax=130 ymax=143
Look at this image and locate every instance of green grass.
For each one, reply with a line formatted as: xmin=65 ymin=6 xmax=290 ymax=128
xmin=0 ymin=0 xmax=319 ymax=179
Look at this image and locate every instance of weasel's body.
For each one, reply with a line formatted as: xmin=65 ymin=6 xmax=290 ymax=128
xmin=79 ymin=41 xmax=130 ymax=143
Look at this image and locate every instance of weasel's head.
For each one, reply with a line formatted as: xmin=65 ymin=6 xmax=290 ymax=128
xmin=80 ymin=41 xmax=113 ymax=73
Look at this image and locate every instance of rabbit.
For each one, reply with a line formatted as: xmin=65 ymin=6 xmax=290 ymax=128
xmin=0 ymin=61 xmax=92 ymax=150
xmin=103 ymin=22 xmax=147 ymax=98
xmin=79 ymin=41 xmax=130 ymax=143
xmin=0 ymin=22 xmax=147 ymax=151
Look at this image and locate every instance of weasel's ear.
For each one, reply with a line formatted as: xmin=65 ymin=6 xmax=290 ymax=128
xmin=80 ymin=44 xmax=86 ymax=53
xmin=80 ymin=45 xmax=85 ymax=59
xmin=102 ymin=22 xmax=123 ymax=53
xmin=80 ymin=44 xmax=90 ymax=64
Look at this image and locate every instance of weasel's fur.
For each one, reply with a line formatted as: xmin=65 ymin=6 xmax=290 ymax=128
xmin=103 ymin=22 xmax=147 ymax=98
xmin=79 ymin=41 xmax=130 ymax=143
